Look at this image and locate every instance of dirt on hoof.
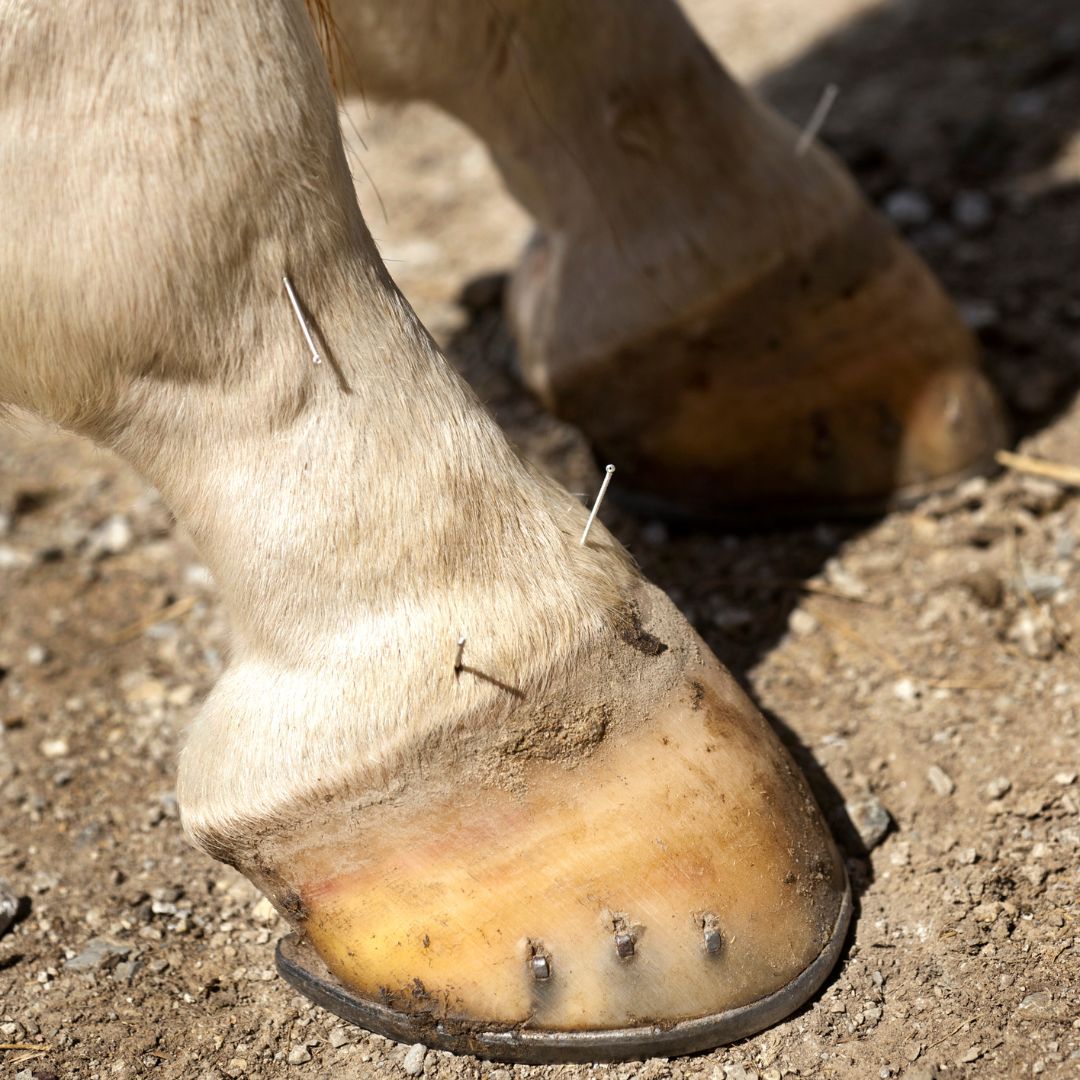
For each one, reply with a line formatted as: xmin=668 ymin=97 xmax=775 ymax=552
xmin=1 ymin=0 xmax=1079 ymax=1077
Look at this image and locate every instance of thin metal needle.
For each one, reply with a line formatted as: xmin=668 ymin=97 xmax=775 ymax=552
xmin=282 ymin=274 xmax=322 ymax=364
xmin=580 ymin=464 xmax=615 ymax=546
xmin=796 ymin=83 xmax=839 ymax=156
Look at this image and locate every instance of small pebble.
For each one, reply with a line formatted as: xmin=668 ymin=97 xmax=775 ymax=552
xmin=893 ymin=677 xmax=920 ymax=703
xmin=0 ymin=545 xmax=34 ymax=569
xmin=112 ymin=959 xmax=140 ymax=983
xmin=1017 ymin=991 xmax=1054 ymax=1019
xmin=183 ymin=562 xmax=215 ymax=588
xmin=39 ymin=738 xmax=70 ymax=760
xmin=287 ymin=1045 xmax=312 ymax=1065
xmin=723 ymin=1065 xmax=758 ymax=1080
xmin=251 ymin=896 xmax=278 ymax=925
xmin=1053 ymin=771 xmax=1077 ymax=786
xmin=889 ymin=841 xmax=911 ymax=868
xmin=1009 ymin=608 xmax=1058 ymax=660
xmin=951 ymin=190 xmax=993 ymax=231
xmin=1024 ymin=863 xmax=1048 ymax=887
xmin=327 ymin=1027 xmax=352 ymax=1049
xmin=1019 ymin=569 xmax=1064 ymax=603
xmin=788 ymin=608 xmax=819 ymax=637
xmin=884 ymin=189 xmax=933 ymax=228
xmin=66 ymin=937 xmax=131 ymax=972
xmin=167 ymin=684 xmax=197 ymax=707
xmin=402 ymin=1043 xmax=427 ymax=1076
xmin=985 ymin=777 xmax=1012 ymax=799
xmin=25 ymin=643 xmax=49 ymax=665
xmin=846 ymin=796 xmax=893 ymax=851
xmin=825 ymin=562 xmax=868 ymax=598
xmin=86 ymin=514 xmax=135 ymax=558
xmin=957 ymin=298 xmax=999 ymax=331
xmin=123 ymin=677 xmax=167 ymax=707
xmin=927 ymin=765 xmax=955 ymax=796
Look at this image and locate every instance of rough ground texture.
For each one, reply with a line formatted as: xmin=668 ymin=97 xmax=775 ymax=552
xmin=2 ymin=0 xmax=1079 ymax=1077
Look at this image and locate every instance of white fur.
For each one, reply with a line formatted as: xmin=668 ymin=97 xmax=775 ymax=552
xmin=0 ymin=0 xmax=636 ymax=860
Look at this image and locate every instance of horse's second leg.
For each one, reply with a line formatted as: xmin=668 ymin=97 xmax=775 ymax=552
xmin=331 ymin=0 xmax=1007 ymax=521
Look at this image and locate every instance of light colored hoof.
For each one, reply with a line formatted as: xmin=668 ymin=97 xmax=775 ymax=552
xmin=275 ymin=652 xmax=849 ymax=1062
xmin=510 ymin=208 xmax=1007 ymax=524
xmin=277 ymin=885 xmax=850 ymax=1061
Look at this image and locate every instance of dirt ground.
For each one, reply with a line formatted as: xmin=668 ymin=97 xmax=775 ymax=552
xmin=2 ymin=0 xmax=1079 ymax=1077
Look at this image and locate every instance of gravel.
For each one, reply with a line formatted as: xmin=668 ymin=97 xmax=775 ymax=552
xmin=402 ymin=1043 xmax=427 ymax=1076
xmin=926 ymin=765 xmax=956 ymax=797
xmin=846 ymin=796 xmax=893 ymax=851
xmin=883 ymin=189 xmax=934 ymax=228
xmin=85 ymin=513 xmax=135 ymax=558
xmin=287 ymin=1045 xmax=313 ymax=1065
xmin=951 ymin=190 xmax=993 ymax=231
xmin=65 ymin=937 xmax=132 ymax=972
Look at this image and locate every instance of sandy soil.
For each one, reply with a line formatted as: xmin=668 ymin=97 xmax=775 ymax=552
xmin=2 ymin=0 xmax=1079 ymax=1077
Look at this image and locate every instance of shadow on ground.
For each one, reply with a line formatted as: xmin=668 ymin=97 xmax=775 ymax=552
xmin=758 ymin=0 xmax=1080 ymax=437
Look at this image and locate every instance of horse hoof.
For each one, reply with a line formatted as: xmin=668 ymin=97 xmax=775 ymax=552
xmin=272 ymin=630 xmax=849 ymax=1063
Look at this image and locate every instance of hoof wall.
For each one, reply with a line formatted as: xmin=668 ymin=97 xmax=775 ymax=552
xmin=271 ymin=649 xmax=850 ymax=1062
xmin=276 ymin=883 xmax=851 ymax=1063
